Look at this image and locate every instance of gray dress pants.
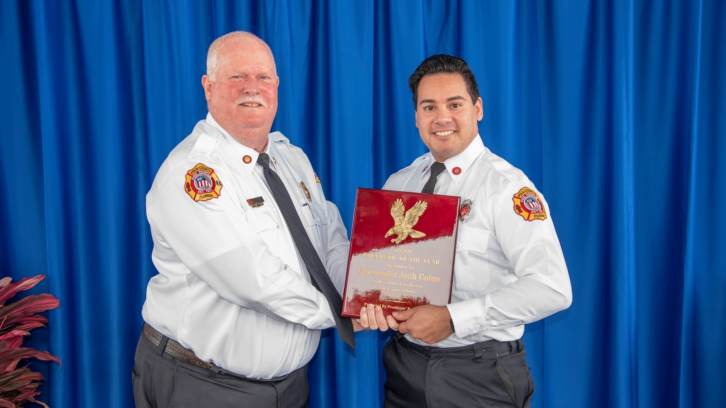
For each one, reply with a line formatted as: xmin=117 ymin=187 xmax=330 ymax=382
xmin=132 ymin=332 xmax=309 ymax=408
xmin=383 ymin=335 xmax=534 ymax=408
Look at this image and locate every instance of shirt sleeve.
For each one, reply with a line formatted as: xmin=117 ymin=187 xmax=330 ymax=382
xmin=447 ymin=182 xmax=573 ymax=337
xmin=321 ymin=201 xmax=351 ymax=294
xmin=147 ymin=162 xmax=336 ymax=330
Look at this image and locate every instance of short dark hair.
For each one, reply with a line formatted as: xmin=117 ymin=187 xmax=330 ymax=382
xmin=408 ymin=54 xmax=480 ymax=108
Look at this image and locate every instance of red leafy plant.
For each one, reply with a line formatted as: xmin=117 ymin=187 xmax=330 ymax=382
xmin=0 ymin=275 xmax=60 ymax=408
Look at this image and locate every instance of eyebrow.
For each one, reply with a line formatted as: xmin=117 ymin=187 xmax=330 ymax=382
xmin=418 ymin=95 xmax=467 ymax=106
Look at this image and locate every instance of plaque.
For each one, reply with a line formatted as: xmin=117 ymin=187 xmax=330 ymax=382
xmin=342 ymin=188 xmax=460 ymax=318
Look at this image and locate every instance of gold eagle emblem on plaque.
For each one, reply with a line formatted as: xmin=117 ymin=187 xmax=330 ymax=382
xmin=385 ymin=199 xmax=428 ymax=244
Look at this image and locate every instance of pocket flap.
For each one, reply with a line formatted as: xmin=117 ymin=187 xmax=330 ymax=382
xmin=456 ymin=226 xmax=489 ymax=253
xmin=247 ymin=208 xmax=279 ymax=232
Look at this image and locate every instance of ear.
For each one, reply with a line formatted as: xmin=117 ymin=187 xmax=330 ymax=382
xmin=475 ymin=97 xmax=483 ymax=121
xmin=201 ymin=75 xmax=212 ymax=101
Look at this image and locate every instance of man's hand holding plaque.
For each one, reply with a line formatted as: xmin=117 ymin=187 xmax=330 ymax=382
xmin=358 ymin=303 xmax=399 ymax=331
xmin=342 ymin=188 xmax=460 ymax=342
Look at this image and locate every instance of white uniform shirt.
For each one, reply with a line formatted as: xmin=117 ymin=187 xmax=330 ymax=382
xmin=142 ymin=114 xmax=350 ymax=378
xmin=383 ymin=135 xmax=572 ymax=347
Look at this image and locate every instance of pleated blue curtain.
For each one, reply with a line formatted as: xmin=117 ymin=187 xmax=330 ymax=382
xmin=0 ymin=1 xmax=723 ymax=407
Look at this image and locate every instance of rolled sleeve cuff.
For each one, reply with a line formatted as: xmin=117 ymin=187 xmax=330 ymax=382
xmin=267 ymin=297 xmax=337 ymax=330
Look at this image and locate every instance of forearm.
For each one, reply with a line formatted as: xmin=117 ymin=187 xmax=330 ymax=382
xmin=322 ymin=200 xmax=351 ymax=294
xmin=188 ymin=243 xmax=336 ymax=329
xmin=448 ymin=274 xmax=571 ymax=336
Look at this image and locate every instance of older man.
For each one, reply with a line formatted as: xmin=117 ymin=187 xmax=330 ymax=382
xmin=133 ymin=31 xmax=354 ymax=408
xmin=359 ymin=54 xmax=572 ymax=408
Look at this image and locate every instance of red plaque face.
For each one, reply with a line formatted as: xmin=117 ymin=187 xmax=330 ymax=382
xmin=342 ymin=188 xmax=460 ymax=318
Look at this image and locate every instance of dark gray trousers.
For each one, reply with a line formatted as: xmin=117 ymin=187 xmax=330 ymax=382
xmin=383 ymin=335 xmax=534 ymax=408
xmin=132 ymin=332 xmax=309 ymax=408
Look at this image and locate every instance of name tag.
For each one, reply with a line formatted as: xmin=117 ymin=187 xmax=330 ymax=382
xmin=247 ymin=197 xmax=265 ymax=208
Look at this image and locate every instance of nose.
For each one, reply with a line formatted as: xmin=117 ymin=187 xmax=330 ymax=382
xmin=434 ymin=109 xmax=452 ymax=125
xmin=242 ymin=77 xmax=260 ymax=95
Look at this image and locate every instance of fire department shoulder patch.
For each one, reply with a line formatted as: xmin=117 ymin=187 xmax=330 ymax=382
xmin=512 ymin=187 xmax=547 ymax=221
xmin=184 ymin=163 xmax=223 ymax=202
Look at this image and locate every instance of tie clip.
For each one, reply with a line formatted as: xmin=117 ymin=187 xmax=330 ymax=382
xmin=247 ymin=197 xmax=265 ymax=208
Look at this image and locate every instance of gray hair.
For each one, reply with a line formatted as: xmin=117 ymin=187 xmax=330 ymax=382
xmin=206 ymin=31 xmax=277 ymax=80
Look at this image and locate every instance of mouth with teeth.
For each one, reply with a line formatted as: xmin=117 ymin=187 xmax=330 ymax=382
xmin=433 ymin=129 xmax=456 ymax=137
xmin=237 ymin=100 xmax=265 ymax=108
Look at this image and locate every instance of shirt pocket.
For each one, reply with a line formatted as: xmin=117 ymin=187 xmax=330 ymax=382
xmin=300 ymin=201 xmax=328 ymax=252
xmin=246 ymin=206 xmax=280 ymax=248
xmin=454 ymin=226 xmax=491 ymax=292
xmin=299 ymin=202 xmax=320 ymax=227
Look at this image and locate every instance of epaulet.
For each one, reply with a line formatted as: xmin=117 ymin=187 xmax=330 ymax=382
xmin=188 ymin=132 xmax=218 ymax=158
xmin=412 ymin=154 xmax=428 ymax=165
xmin=485 ymin=151 xmax=527 ymax=184
xmin=388 ymin=153 xmax=429 ymax=179
xmin=269 ymin=131 xmax=290 ymax=146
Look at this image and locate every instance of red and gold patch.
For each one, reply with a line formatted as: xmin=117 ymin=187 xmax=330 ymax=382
xmin=184 ymin=163 xmax=223 ymax=202
xmin=512 ymin=187 xmax=547 ymax=221
xmin=459 ymin=199 xmax=472 ymax=221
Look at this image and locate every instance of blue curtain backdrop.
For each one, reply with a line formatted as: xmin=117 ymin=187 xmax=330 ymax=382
xmin=1 ymin=0 xmax=724 ymax=407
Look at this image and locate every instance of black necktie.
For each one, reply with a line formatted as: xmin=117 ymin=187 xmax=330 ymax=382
xmin=257 ymin=153 xmax=355 ymax=349
xmin=422 ymin=162 xmax=446 ymax=194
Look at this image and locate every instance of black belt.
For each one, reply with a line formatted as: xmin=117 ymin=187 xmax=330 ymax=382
xmin=395 ymin=332 xmax=523 ymax=360
xmin=142 ymin=323 xmax=288 ymax=382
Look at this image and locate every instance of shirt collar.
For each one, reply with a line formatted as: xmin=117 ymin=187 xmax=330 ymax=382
xmin=206 ymin=112 xmax=272 ymax=172
xmin=423 ymin=134 xmax=485 ymax=184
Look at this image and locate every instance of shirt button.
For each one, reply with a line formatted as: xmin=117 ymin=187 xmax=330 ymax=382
xmin=474 ymin=324 xmax=481 ymax=330
xmin=491 ymin=322 xmax=498 ymax=327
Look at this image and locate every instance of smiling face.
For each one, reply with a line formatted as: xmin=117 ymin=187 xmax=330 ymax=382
xmin=202 ymin=34 xmax=279 ymax=152
xmin=414 ymin=73 xmax=483 ymax=162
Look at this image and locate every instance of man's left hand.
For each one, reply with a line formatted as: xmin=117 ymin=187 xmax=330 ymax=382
xmin=394 ymin=305 xmax=453 ymax=344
